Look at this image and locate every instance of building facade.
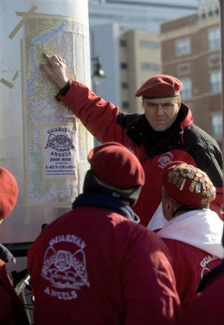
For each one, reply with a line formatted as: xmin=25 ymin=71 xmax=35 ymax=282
xmin=161 ymin=1 xmax=222 ymax=145
xmin=119 ymin=29 xmax=161 ymax=113
xmin=88 ymin=0 xmax=200 ymax=113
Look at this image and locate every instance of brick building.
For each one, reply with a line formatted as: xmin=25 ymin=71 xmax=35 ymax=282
xmin=161 ymin=2 xmax=222 ymax=146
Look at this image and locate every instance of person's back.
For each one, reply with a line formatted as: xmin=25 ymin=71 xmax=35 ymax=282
xmin=156 ymin=161 xmax=223 ymax=309
xmin=27 ymin=142 xmax=180 ymax=325
xmin=28 ymin=204 xmax=179 ymax=325
xmin=162 ymin=237 xmax=221 ymax=309
xmin=177 ymin=257 xmax=224 ymax=325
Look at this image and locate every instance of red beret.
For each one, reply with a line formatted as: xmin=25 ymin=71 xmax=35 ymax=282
xmin=88 ymin=142 xmax=145 ymax=189
xmin=0 ymin=168 xmax=18 ymax=219
xmin=162 ymin=161 xmax=216 ymax=207
xmin=135 ymin=74 xmax=182 ymax=99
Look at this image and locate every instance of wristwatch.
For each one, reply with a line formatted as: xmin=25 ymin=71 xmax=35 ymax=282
xmin=55 ymin=79 xmax=73 ymax=101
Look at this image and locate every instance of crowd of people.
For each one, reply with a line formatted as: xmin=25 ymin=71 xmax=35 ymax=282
xmin=0 ymin=53 xmax=224 ymax=324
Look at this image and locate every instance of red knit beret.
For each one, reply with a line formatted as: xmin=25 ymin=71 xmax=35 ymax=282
xmin=88 ymin=142 xmax=145 ymax=189
xmin=135 ymin=74 xmax=182 ymax=99
xmin=0 ymin=168 xmax=19 ymax=219
xmin=162 ymin=161 xmax=216 ymax=207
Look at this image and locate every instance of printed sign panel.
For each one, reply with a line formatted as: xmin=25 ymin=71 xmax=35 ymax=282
xmin=45 ymin=126 xmax=76 ymax=179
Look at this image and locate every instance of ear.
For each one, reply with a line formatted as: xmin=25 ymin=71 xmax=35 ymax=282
xmin=163 ymin=198 xmax=174 ymax=221
xmin=162 ymin=189 xmax=175 ymax=221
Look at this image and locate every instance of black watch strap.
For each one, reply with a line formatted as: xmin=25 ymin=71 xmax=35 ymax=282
xmin=55 ymin=80 xmax=72 ymax=101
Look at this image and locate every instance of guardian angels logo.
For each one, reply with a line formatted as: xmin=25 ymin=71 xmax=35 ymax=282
xmin=45 ymin=127 xmax=74 ymax=152
xmin=41 ymin=234 xmax=90 ymax=300
xmin=157 ymin=152 xmax=174 ymax=169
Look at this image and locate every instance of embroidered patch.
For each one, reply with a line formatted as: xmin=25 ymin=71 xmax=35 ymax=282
xmin=157 ymin=152 xmax=173 ymax=169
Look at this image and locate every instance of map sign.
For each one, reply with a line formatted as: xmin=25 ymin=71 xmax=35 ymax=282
xmin=23 ymin=14 xmax=92 ymax=205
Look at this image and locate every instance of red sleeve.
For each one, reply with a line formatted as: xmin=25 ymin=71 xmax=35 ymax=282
xmin=57 ymin=81 xmax=129 ymax=144
xmin=0 ymin=261 xmax=29 ymax=324
xmin=27 ymin=233 xmax=44 ymax=296
xmin=120 ymin=227 xmax=180 ymax=325
xmin=176 ymin=275 xmax=224 ymax=325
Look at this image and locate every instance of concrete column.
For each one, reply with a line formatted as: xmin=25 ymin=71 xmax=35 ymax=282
xmin=0 ymin=0 xmax=92 ymax=242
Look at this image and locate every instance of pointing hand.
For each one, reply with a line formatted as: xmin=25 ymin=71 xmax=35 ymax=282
xmin=40 ymin=53 xmax=69 ymax=89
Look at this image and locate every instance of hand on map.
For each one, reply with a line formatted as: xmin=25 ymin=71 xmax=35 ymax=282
xmin=40 ymin=53 xmax=69 ymax=89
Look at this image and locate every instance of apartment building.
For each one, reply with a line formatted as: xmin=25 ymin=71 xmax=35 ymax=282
xmin=89 ymin=0 xmax=200 ymax=112
xmin=160 ymin=1 xmax=222 ymax=145
xmin=119 ymin=29 xmax=161 ymax=113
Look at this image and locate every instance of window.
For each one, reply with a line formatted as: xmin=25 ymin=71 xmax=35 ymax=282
xmin=177 ymin=63 xmax=191 ymax=76
xmin=210 ymin=71 xmax=221 ymax=94
xmin=139 ymin=40 xmax=159 ymax=49
xmin=175 ymin=38 xmax=191 ymax=56
xmin=121 ymin=82 xmax=129 ymax=89
xmin=208 ymin=54 xmax=220 ymax=69
xmin=208 ymin=28 xmax=220 ymax=51
xmin=120 ymin=62 xmax=128 ymax=69
xmin=181 ymin=78 xmax=192 ymax=100
xmin=140 ymin=62 xmax=160 ymax=71
xmin=120 ymin=39 xmax=127 ymax=47
xmin=211 ymin=112 xmax=222 ymax=138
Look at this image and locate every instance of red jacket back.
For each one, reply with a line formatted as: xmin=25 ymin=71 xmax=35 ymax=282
xmin=28 ymin=205 xmax=180 ymax=325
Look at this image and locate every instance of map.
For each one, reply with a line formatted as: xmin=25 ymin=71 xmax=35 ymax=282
xmin=23 ymin=14 xmax=93 ymax=205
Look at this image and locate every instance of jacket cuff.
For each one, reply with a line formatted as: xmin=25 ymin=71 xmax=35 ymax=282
xmin=55 ymin=79 xmax=73 ymax=101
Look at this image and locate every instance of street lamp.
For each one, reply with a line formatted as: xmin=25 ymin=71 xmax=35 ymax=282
xmin=91 ymin=55 xmax=106 ymax=87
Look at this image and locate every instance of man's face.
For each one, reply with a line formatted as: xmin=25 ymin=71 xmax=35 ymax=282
xmin=143 ymin=96 xmax=181 ymax=131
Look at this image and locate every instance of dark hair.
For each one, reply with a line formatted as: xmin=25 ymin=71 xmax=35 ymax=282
xmin=83 ymin=170 xmax=141 ymax=206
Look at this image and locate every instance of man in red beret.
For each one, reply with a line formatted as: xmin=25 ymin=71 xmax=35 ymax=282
xmin=27 ymin=142 xmax=180 ymax=325
xmin=0 ymin=167 xmax=29 ymax=324
xmin=39 ymin=54 xmax=223 ymax=227
xmin=156 ymin=161 xmax=223 ymax=310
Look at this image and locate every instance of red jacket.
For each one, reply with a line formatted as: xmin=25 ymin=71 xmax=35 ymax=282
xmin=162 ymin=239 xmax=221 ymax=310
xmin=177 ymin=262 xmax=224 ymax=325
xmin=56 ymin=81 xmax=223 ymax=226
xmin=157 ymin=209 xmax=223 ymax=309
xmin=27 ymin=195 xmax=180 ymax=325
xmin=0 ymin=260 xmax=28 ymax=325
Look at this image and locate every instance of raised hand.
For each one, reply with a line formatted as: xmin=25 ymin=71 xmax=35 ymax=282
xmin=40 ymin=53 xmax=69 ymax=89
